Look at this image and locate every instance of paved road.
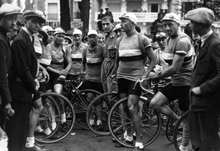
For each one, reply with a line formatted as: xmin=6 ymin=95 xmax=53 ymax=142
xmin=44 ymin=125 xmax=176 ymax=151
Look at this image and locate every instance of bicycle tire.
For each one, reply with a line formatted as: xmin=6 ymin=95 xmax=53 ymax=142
xmin=108 ymin=95 xmax=161 ymax=148
xmin=71 ymin=89 xmax=101 ymax=130
xmin=35 ymin=92 xmax=75 ymax=144
xmin=165 ymin=102 xmax=180 ymax=142
xmin=86 ymin=92 xmax=119 ymax=135
xmin=173 ymin=111 xmax=192 ymax=151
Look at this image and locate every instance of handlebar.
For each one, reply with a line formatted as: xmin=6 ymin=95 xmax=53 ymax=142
xmin=134 ymin=78 xmax=154 ymax=95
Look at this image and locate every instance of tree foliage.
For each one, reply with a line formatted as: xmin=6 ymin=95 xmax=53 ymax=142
xmin=60 ymin=0 xmax=71 ymax=31
xmin=193 ymin=0 xmax=220 ymax=20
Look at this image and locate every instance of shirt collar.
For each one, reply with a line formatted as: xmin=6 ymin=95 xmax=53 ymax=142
xmin=22 ymin=26 xmax=34 ymax=41
xmin=0 ymin=27 xmax=8 ymax=40
xmin=200 ymin=29 xmax=213 ymax=46
xmin=105 ymin=30 xmax=116 ymax=39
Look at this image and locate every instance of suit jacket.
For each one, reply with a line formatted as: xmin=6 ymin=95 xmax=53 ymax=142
xmin=0 ymin=27 xmax=12 ymax=107
xmin=190 ymin=32 xmax=220 ymax=111
xmin=9 ymin=29 xmax=38 ymax=102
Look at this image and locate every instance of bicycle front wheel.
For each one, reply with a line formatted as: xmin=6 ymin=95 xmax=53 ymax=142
xmin=86 ymin=92 xmax=119 ymax=136
xmin=173 ymin=111 xmax=192 ymax=151
xmin=35 ymin=92 xmax=75 ymax=144
xmin=71 ymin=89 xmax=101 ymax=130
xmin=108 ymin=95 xmax=161 ymax=148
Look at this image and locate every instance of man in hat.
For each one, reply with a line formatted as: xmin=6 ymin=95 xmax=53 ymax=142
xmin=149 ymin=12 xmax=194 ymax=151
xmin=116 ymin=13 xmax=156 ymax=151
xmin=0 ymin=3 xmax=21 ymax=131
xmin=66 ymin=29 xmax=87 ymax=75
xmin=6 ymin=10 xmax=47 ymax=151
xmin=185 ymin=7 xmax=220 ymax=151
xmin=105 ymin=7 xmax=113 ymax=19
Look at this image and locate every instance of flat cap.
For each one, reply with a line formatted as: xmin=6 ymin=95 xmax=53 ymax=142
xmin=23 ymin=10 xmax=46 ymax=23
xmin=42 ymin=25 xmax=55 ymax=33
xmin=119 ymin=13 xmax=137 ymax=25
xmin=54 ymin=27 xmax=66 ymax=35
xmin=0 ymin=3 xmax=21 ymax=16
xmin=73 ymin=29 xmax=82 ymax=35
xmin=88 ymin=30 xmax=98 ymax=36
xmin=162 ymin=13 xmax=180 ymax=24
xmin=185 ymin=7 xmax=215 ymax=25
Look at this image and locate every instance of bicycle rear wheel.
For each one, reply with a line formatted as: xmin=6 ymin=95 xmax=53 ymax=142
xmin=173 ymin=111 xmax=192 ymax=151
xmin=71 ymin=89 xmax=101 ymax=130
xmin=108 ymin=95 xmax=161 ymax=148
xmin=86 ymin=92 xmax=119 ymax=135
xmin=35 ymin=92 xmax=75 ymax=143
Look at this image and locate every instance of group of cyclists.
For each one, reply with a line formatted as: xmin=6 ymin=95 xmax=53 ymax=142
xmin=0 ymin=2 xmax=219 ymax=151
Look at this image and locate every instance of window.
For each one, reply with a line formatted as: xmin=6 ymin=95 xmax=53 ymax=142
xmin=148 ymin=3 xmax=160 ymax=12
xmin=47 ymin=3 xmax=58 ymax=20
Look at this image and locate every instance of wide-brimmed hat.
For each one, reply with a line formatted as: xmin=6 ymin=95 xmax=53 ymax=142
xmin=0 ymin=3 xmax=21 ymax=17
xmin=23 ymin=10 xmax=46 ymax=23
xmin=64 ymin=36 xmax=72 ymax=44
xmin=38 ymin=29 xmax=48 ymax=42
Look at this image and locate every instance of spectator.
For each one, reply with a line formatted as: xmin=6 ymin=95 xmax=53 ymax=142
xmin=185 ymin=7 xmax=220 ymax=151
xmin=105 ymin=7 xmax=113 ymax=19
xmin=97 ymin=9 xmax=105 ymax=31
xmin=6 ymin=10 xmax=47 ymax=151
xmin=0 ymin=3 xmax=21 ymax=131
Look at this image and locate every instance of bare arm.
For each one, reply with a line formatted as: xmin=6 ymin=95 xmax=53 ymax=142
xmin=149 ymin=53 xmax=185 ymax=80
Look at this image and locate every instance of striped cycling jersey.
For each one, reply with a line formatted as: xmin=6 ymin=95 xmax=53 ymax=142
xmin=82 ymin=45 xmax=104 ymax=82
xmin=117 ymin=33 xmax=151 ymax=81
xmin=66 ymin=42 xmax=87 ymax=74
xmin=161 ymin=32 xmax=194 ymax=86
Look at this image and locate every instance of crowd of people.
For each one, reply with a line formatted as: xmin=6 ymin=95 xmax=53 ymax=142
xmin=0 ymin=2 xmax=220 ymax=151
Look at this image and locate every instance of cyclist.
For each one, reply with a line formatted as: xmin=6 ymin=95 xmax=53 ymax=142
xmin=46 ymin=27 xmax=72 ymax=123
xmin=149 ymin=13 xmax=194 ymax=151
xmin=81 ymin=30 xmax=104 ymax=126
xmin=65 ymin=29 xmax=87 ymax=76
xmin=116 ymin=13 xmax=156 ymax=151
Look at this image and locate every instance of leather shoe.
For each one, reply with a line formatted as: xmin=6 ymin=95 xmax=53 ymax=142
xmin=24 ymin=145 xmax=47 ymax=151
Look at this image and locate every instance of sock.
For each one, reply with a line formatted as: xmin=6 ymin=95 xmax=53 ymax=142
xmin=135 ymin=142 xmax=144 ymax=149
xmin=125 ymin=135 xmax=133 ymax=141
xmin=25 ymin=137 xmax=35 ymax=148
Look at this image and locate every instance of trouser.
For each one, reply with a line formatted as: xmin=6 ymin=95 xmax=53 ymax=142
xmin=0 ymin=109 xmax=6 ymax=130
xmin=6 ymin=100 xmax=31 ymax=151
xmin=102 ymin=76 xmax=118 ymax=93
xmin=189 ymin=110 xmax=220 ymax=151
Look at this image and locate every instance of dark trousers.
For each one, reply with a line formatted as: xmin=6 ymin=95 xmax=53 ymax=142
xmin=6 ymin=100 xmax=31 ymax=151
xmin=0 ymin=109 xmax=6 ymax=130
xmin=189 ymin=110 xmax=220 ymax=151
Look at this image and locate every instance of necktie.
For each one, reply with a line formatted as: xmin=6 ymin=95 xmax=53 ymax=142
xmin=193 ymin=39 xmax=201 ymax=67
xmin=32 ymin=36 xmax=35 ymax=44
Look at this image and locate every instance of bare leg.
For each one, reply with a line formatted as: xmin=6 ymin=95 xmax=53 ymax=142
xmin=150 ymin=92 xmax=179 ymax=121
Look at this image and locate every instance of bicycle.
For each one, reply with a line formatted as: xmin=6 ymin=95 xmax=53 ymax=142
xmin=62 ymin=73 xmax=102 ymax=130
xmin=86 ymin=91 xmax=119 ymax=136
xmin=35 ymin=92 xmax=75 ymax=143
xmin=108 ymin=78 xmax=162 ymax=148
xmin=173 ymin=111 xmax=192 ymax=151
